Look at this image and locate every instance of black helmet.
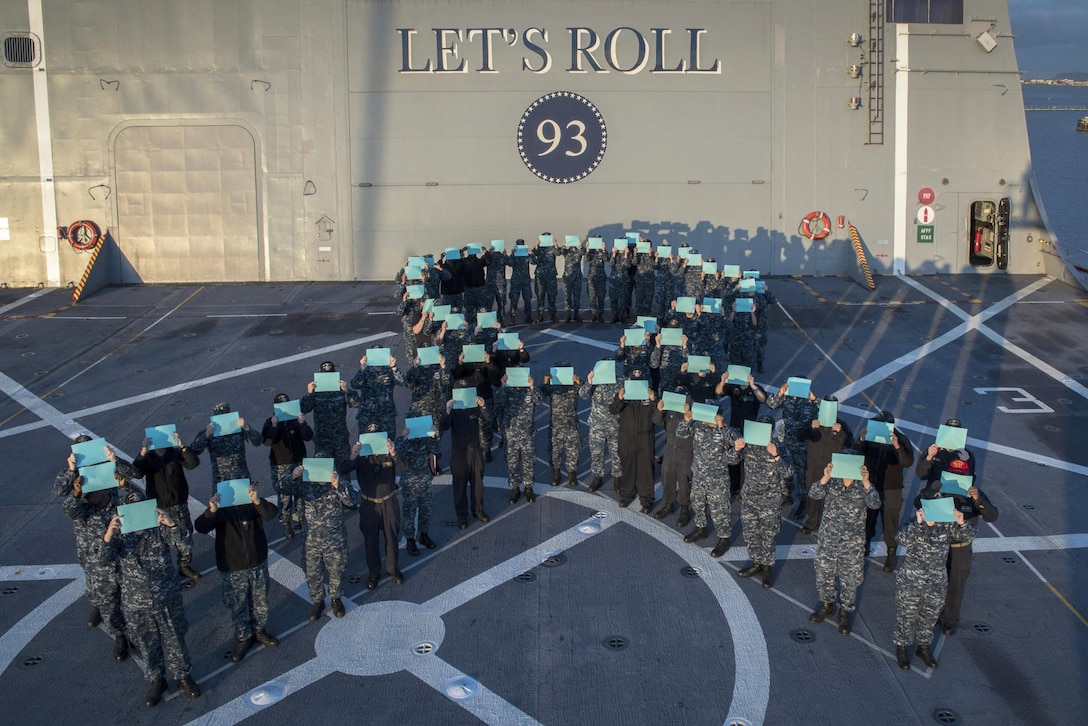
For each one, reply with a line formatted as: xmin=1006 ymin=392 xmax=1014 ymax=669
xmin=320 ymin=361 xmax=336 ymax=372
xmin=212 ymin=402 xmax=231 ymax=415
xmin=273 ymin=393 xmax=289 ymax=404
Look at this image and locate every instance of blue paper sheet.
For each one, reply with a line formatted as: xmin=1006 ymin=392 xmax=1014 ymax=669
xmin=624 ymin=327 xmax=648 ymax=344
xmin=462 ymin=344 xmax=485 ymax=363
xmin=314 ymin=372 xmax=340 ymax=392
xmin=445 ymin=247 xmax=461 ymax=260
xmin=453 ymin=388 xmax=478 ymax=409
xmin=302 ymin=457 xmax=335 ymax=482
xmin=702 ymin=298 xmax=723 ymax=314
xmin=691 ymin=402 xmax=719 ymax=423
xmin=734 ymin=297 xmax=754 ymax=313
xmin=367 ymin=347 xmax=391 ymax=367
xmin=743 ymin=270 xmax=760 ymax=279
xmin=637 ymin=316 xmax=658 ymax=334
xmin=675 ymin=297 xmax=696 ymax=314
xmin=939 ymin=472 xmax=973 ymax=497
xmin=217 ymin=479 xmax=253 ymax=507
xmin=71 ymin=439 xmax=109 ymax=467
xmin=119 ymin=499 xmax=161 ymax=533
xmin=935 ymin=425 xmax=968 ymax=451
xmin=549 ymin=367 xmax=575 ymax=385
xmin=514 ymin=245 xmax=529 ymax=257
xmin=702 ymin=261 xmax=717 ymax=274
xmin=416 ymin=346 xmax=441 ymax=366
xmin=587 ymin=237 xmax=604 ymax=250
xmin=497 ymin=332 xmax=519 ymax=351
xmin=922 ymin=496 xmax=957 ymax=523
xmin=490 ymin=240 xmax=505 ymax=252
xmin=867 ymin=420 xmax=894 ymax=445
xmin=80 ymin=461 xmax=118 ymax=493
xmin=743 ymin=420 xmax=772 ymax=447
xmin=144 ymin=424 xmax=178 ymax=450
xmin=657 ymin=245 xmax=672 ymax=257
xmin=477 ymin=311 xmax=498 ymax=328
xmin=358 ymin=432 xmax=389 ymax=456
xmin=211 ymin=412 xmax=242 ymax=436
xmin=444 ymin=313 xmax=467 ymax=330
xmin=722 ymin=264 xmax=741 ymax=278
xmin=273 ymin=400 xmax=301 ymax=420
xmin=565 ymin=235 xmax=581 ymax=247
xmin=624 ymin=380 xmax=649 ymax=401
xmin=406 ymin=284 xmax=425 ymax=299
xmin=505 ymin=368 xmax=531 ymax=388
xmin=636 ymin=241 xmax=650 ymax=254
xmin=831 ymin=453 xmax=864 ymax=480
xmin=687 ymin=355 xmax=712 ymax=374
xmin=660 ymin=328 xmax=683 ymax=347
xmin=818 ymin=400 xmax=838 ymax=428
xmin=786 ymin=377 xmax=812 ymax=399
xmin=726 ymin=365 xmax=751 ymax=385
xmin=662 ymin=391 xmax=687 ymax=413
xmin=591 ymin=360 xmax=617 ymax=385
xmin=539 ymin=234 xmax=554 ymax=246
xmin=432 ymin=304 xmax=451 ymax=321
xmin=406 ymin=415 xmax=436 ymax=439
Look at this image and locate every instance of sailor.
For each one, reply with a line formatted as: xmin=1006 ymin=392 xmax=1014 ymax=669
xmin=651 ymin=389 xmax=694 ymax=525
xmin=855 ymin=410 xmax=915 ymax=570
xmin=715 ymin=372 xmax=767 ymax=497
xmin=893 ymin=504 xmax=974 ymax=670
xmin=558 ymin=238 xmax=585 ymax=322
xmin=495 ymin=370 xmax=543 ymax=504
xmin=766 ymin=379 xmax=820 ymax=515
xmin=806 ymin=459 xmax=881 ymax=635
xmin=531 ymin=235 xmax=559 ymax=323
xmin=395 ymin=414 xmax=441 ymax=556
xmin=506 ymin=239 xmax=534 ymax=326
xmin=617 ymin=329 xmax=653 ymax=379
xmin=189 ymin=402 xmax=263 ymax=495
xmin=397 ymin=285 xmax=427 ymax=362
xmin=61 ymin=457 xmax=129 ymax=662
xmin=736 ymin=416 xmax=794 ymax=589
xmin=102 ymin=486 xmax=200 ymax=708
xmin=608 ymin=244 xmax=632 ymax=323
xmin=540 ymin=362 xmax=583 ymax=488
xmin=484 ymin=244 xmax=507 ymax=320
xmin=726 ymin=298 xmax=758 ymax=368
xmin=262 ymin=393 xmax=314 ymax=539
xmin=916 ymin=418 xmax=976 ymax=485
xmin=300 ymin=361 xmax=359 ymax=470
xmin=796 ymin=396 xmax=854 ymax=535
xmin=194 ymin=481 xmax=280 ymax=662
xmin=632 ymin=240 xmax=656 ymax=316
xmin=349 ymin=345 xmax=405 ymax=438
xmin=652 ymin=248 xmax=679 ymax=320
xmin=609 ymin=376 xmax=658 ymax=512
xmin=451 ymin=347 xmax=502 ymax=462
xmin=436 ymin=248 xmax=466 ymax=309
xmin=649 ymin=323 xmax=687 ymax=394
xmin=282 ymin=460 xmax=358 ymax=620
xmin=133 ymin=429 xmax=203 ymax=579
xmin=751 ymin=278 xmax=777 ymax=374
xmin=342 ymin=432 xmax=403 ymax=589
xmin=579 ymin=359 xmax=623 ymax=494
xmin=461 ymin=245 xmax=492 ymax=325
xmin=678 ymin=406 xmax=742 ymax=558
xmin=585 ymin=240 xmax=609 ymax=322
xmin=406 ymin=350 xmax=452 ymax=423
xmin=439 ymin=381 xmax=491 ymax=527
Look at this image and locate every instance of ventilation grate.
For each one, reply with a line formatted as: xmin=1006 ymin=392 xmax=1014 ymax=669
xmin=3 ymin=34 xmax=39 ymax=67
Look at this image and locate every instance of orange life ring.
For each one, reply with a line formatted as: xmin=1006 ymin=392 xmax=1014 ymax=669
xmin=66 ymin=220 xmax=103 ymax=251
xmin=800 ymin=211 xmax=832 ymax=240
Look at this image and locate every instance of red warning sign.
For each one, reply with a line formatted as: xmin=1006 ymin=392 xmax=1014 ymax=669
xmin=916 ymin=206 xmax=936 ymax=224
xmin=918 ymin=187 xmax=935 ymax=205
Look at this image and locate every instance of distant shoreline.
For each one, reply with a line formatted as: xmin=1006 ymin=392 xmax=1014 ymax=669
xmin=1023 ymin=79 xmax=1088 ymax=87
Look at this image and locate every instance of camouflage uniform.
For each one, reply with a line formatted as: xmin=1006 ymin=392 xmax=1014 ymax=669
xmin=540 ymin=378 xmax=581 ymax=483
xmin=580 ymin=380 xmax=622 ymax=483
xmin=437 ymin=325 xmax=469 ymax=369
xmin=650 ymin=342 xmax=686 ymax=395
xmin=681 ymin=260 xmax=704 ymax=298
xmin=753 ymin=286 xmax=777 ymax=371
xmin=531 ymin=245 xmax=559 ymax=321
xmin=808 ymin=478 xmax=881 ymax=612
xmin=678 ymin=419 xmax=741 ymax=533
xmin=133 ymin=445 xmax=201 ymax=571
xmin=189 ymin=426 xmax=263 ymax=494
xmin=406 ymin=362 xmax=451 ymax=421
xmin=894 ymin=519 xmax=975 ymax=647
xmin=425 ymin=264 xmax=451 ymax=301
xmin=107 ymin=522 xmax=192 ymax=682
xmin=194 ymin=498 xmax=279 ymax=643
xmin=680 ymin=313 xmax=710 ymax=356
xmin=495 ymin=382 xmax=543 ymax=492
xmin=585 ymin=248 xmax=609 ymax=321
xmin=653 ymin=257 xmax=680 ymax=319
xmin=485 ymin=250 xmax=507 ymax=316
xmin=398 ymin=296 xmax=425 ymax=361
xmin=767 ymin=390 xmax=819 ymax=504
xmin=300 ymin=387 xmax=359 ymax=469
xmin=727 ymin=308 xmax=758 ymax=368
xmin=395 ymin=433 xmax=440 ymax=540
xmin=280 ymin=471 xmax=359 ymax=603
xmin=462 ymin=251 xmax=493 ymax=324
xmin=559 ymin=246 xmax=584 ymax=319
xmin=506 ymin=250 xmax=533 ymax=323
xmin=703 ymin=309 xmax=728 ymax=372
xmin=739 ymin=444 xmax=794 ymax=567
xmin=608 ymin=249 xmax=632 ymax=322
xmin=64 ymin=488 xmax=126 ymax=640
xmin=262 ymin=415 xmax=314 ymax=535
xmin=349 ymin=362 xmax=406 ymax=438
xmin=633 ymin=252 xmax=656 ymax=316
xmin=617 ymin=338 xmax=652 ymax=380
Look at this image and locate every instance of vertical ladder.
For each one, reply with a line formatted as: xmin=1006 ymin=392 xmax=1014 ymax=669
xmin=867 ymin=0 xmax=885 ymax=145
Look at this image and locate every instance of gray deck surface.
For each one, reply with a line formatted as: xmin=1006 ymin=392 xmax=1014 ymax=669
xmin=0 ymin=274 xmax=1086 ymax=725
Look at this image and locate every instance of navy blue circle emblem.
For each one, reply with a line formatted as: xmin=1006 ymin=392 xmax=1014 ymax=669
xmin=517 ymin=92 xmax=607 ymax=183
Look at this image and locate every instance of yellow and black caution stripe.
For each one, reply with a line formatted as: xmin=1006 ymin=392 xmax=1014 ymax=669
xmin=71 ymin=238 xmax=104 ymax=304
xmin=849 ymin=222 xmax=876 ymax=291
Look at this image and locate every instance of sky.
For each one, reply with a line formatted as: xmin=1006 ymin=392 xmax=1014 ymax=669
xmin=1008 ymin=0 xmax=1088 ymax=77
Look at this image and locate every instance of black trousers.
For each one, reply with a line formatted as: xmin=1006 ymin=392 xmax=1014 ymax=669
xmin=942 ymin=543 xmax=973 ymax=626
xmin=359 ymin=497 xmax=400 ymax=577
xmin=618 ymin=434 xmax=654 ymax=507
xmin=451 ymin=445 xmax=485 ymax=519
xmin=866 ymin=487 xmax=903 ymax=552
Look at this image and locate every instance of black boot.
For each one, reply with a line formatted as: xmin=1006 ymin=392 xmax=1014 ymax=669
xmin=484 ymin=448 xmax=493 ymax=463
xmin=87 ymin=606 xmax=102 ymax=629
xmin=653 ymin=502 xmax=676 ymax=520
xmin=308 ymin=601 xmax=325 ymax=622
xmin=612 ymin=476 xmax=623 ymax=493
xmin=809 ymin=602 xmax=835 ymax=624
xmin=837 ymin=607 xmax=852 ymax=635
xmin=508 ymin=487 xmax=521 ymax=505
xmin=230 ymin=637 xmax=254 ymax=662
xmin=565 ymin=312 xmax=572 ymax=323
xmin=710 ymin=537 xmax=731 ymax=558
xmin=419 ymin=532 xmax=437 ymax=549
xmin=588 ymin=475 xmax=603 ymax=493
xmin=916 ymin=645 xmax=938 ymax=669
xmin=566 ymin=470 xmax=578 ymax=488
xmin=896 ymin=645 xmax=911 ymax=670
xmin=683 ymin=526 xmax=709 ymax=543
xmin=145 ymin=677 xmax=168 ymax=708
xmin=177 ymin=674 xmax=201 ymax=699
xmin=524 ymin=486 xmax=537 ymax=503
xmin=114 ymin=635 xmax=129 ymax=662
xmin=761 ymin=565 xmax=774 ymax=589
xmin=255 ymin=630 xmax=279 ymax=648
xmin=675 ymin=506 xmax=691 ymax=528
xmin=883 ymin=554 xmax=898 ymax=572
xmin=551 ymin=469 xmax=562 ymax=486
xmin=331 ymin=597 xmax=346 ymax=618
xmin=179 ymin=564 xmax=202 ymax=582
xmin=738 ymin=563 xmax=761 ymax=578
xmin=406 ymin=538 xmax=420 ymax=556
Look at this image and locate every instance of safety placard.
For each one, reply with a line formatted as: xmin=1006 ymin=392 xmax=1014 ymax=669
xmin=917 ymin=206 xmax=936 ymax=224
xmin=917 ymin=225 xmax=935 ymax=243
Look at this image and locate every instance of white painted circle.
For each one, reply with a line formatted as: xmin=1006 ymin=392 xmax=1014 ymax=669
xmin=313 ymin=600 xmax=446 ymax=676
xmin=917 ymin=206 xmax=936 ymax=224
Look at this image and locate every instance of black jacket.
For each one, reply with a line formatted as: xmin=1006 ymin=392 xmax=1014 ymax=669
xmin=194 ymin=498 xmax=278 ymax=572
xmin=133 ymin=445 xmax=200 ymax=508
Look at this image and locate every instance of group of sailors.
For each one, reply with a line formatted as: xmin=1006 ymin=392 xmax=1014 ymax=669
xmin=52 ymin=234 xmax=997 ymax=709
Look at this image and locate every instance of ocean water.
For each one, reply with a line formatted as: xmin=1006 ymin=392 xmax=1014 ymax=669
xmin=1022 ymin=84 xmax=1088 ymax=254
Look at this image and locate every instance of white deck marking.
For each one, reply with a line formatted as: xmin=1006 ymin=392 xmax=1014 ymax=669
xmin=0 ymin=577 xmax=84 ymax=676
xmin=206 ymin=314 xmax=288 ymax=318
xmin=539 ymin=328 xmax=616 ymax=351
xmin=406 ymin=656 xmax=542 ymax=725
xmin=0 ymin=372 xmax=86 ymax=438
xmin=0 ymin=289 xmax=50 ymax=316
xmin=0 ymin=331 xmax=396 ymax=439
